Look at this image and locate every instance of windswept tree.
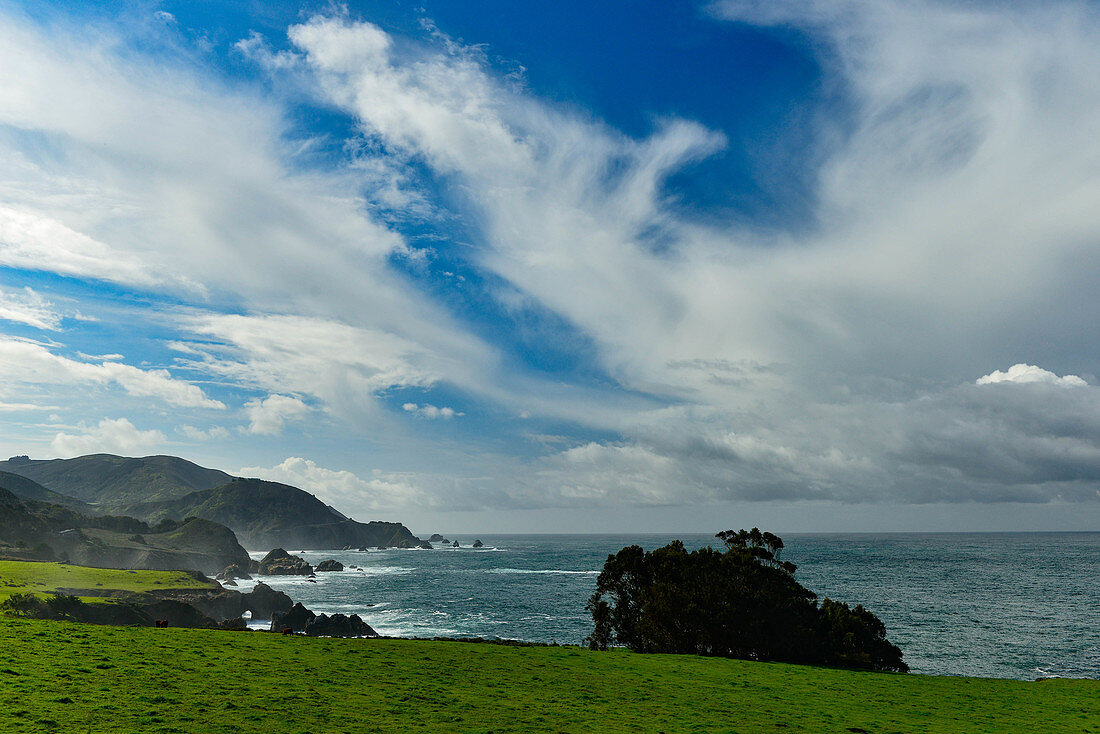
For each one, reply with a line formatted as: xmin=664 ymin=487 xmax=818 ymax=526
xmin=586 ymin=529 xmax=907 ymax=673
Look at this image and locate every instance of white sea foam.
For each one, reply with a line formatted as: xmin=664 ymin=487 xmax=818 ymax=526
xmin=485 ymin=568 xmax=598 ymax=575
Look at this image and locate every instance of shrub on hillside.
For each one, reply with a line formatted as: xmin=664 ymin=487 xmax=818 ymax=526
xmin=1 ymin=593 xmax=82 ymax=619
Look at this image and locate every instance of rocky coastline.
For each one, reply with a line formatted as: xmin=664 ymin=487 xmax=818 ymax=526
xmin=0 ymin=549 xmax=381 ymax=638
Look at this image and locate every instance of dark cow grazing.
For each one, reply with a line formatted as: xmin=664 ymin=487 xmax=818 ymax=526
xmin=155 ymin=619 xmax=168 ymax=628
xmin=281 ymin=627 xmax=294 ymax=635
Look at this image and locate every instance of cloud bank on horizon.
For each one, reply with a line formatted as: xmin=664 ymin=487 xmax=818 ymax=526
xmin=0 ymin=0 xmax=1098 ymax=529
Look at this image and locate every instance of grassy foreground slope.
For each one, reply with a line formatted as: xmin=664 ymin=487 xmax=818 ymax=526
xmin=0 ymin=619 xmax=1095 ymax=734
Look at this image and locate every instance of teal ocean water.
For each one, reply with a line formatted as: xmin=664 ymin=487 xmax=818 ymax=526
xmin=233 ymin=532 xmax=1100 ymax=680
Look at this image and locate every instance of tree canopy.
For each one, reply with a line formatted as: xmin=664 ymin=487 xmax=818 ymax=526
xmin=585 ymin=529 xmax=908 ymax=673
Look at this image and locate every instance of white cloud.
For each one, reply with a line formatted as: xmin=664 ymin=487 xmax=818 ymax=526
xmin=0 ymin=401 xmax=50 ymax=412
xmin=977 ymin=364 xmax=1087 ymax=388
xmin=51 ymin=418 xmax=165 ymax=457
xmin=237 ymin=456 xmax=427 ymax=511
xmin=288 ymin=16 xmax=728 ymax=395
xmin=233 ymin=31 xmax=302 ymax=72
xmin=3 ymin=4 xmax=1100 ymax=515
xmin=0 ymin=286 xmax=61 ymax=330
xmin=244 ymin=394 xmax=310 ymax=435
xmin=0 ymin=337 xmax=224 ymax=409
xmin=174 ymin=311 xmax=495 ymax=424
xmin=178 ymin=424 xmax=230 ymax=441
xmin=279 ymin=6 xmax=1100 ymax=507
xmin=0 ymin=206 xmax=164 ymax=289
xmin=403 ymin=402 xmax=462 ymax=419
xmin=0 ymin=9 xmax=482 ymax=402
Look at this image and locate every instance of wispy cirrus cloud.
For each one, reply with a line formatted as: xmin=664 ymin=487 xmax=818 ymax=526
xmin=0 ymin=337 xmax=223 ymax=409
xmin=0 ymin=286 xmax=61 ymax=330
xmin=268 ymin=6 xmax=1100 ymax=510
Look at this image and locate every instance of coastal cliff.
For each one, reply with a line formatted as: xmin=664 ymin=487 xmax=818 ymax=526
xmin=0 ymin=455 xmax=423 ymax=551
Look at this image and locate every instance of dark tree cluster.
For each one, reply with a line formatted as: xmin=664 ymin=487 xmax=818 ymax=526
xmin=585 ymin=529 xmax=908 ymax=673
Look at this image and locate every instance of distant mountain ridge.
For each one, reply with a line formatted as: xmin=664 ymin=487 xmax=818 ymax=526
xmin=0 ymin=454 xmax=422 ymax=551
xmin=127 ymin=477 xmax=420 ymax=550
xmin=0 ymin=454 xmax=232 ymax=510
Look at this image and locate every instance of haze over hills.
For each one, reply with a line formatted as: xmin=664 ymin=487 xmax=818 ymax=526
xmin=127 ymin=478 xmax=421 ymax=550
xmin=0 ymin=482 xmax=249 ymax=574
xmin=0 ymin=470 xmax=91 ymax=513
xmin=0 ymin=454 xmax=423 ymax=551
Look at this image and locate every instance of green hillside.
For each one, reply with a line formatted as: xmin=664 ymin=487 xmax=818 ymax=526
xmin=0 ymin=454 xmax=231 ymax=510
xmin=0 ymin=618 xmax=1095 ymax=733
xmin=0 ymin=471 xmax=89 ymax=512
xmin=1 ymin=455 xmax=422 ymax=551
xmin=0 ymin=487 xmax=250 ymax=574
xmin=131 ymin=477 xmax=421 ymax=550
xmin=0 ymin=560 xmax=214 ymax=604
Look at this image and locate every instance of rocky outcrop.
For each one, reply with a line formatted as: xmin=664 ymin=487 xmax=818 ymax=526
xmin=256 ymin=548 xmax=312 ymax=575
xmin=150 ymin=580 xmax=291 ymax=622
xmin=271 ymin=602 xmax=315 ymax=632
xmin=217 ymin=616 xmax=248 ymax=630
xmin=269 ymin=603 xmax=377 ymax=637
xmin=216 ymin=563 xmax=252 ymax=581
xmin=141 ymin=599 xmax=222 ymax=629
xmin=429 ymin=534 xmax=445 ymax=542
xmin=305 ymin=613 xmax=377 ymax=638
xmin=315 ymin=559 xmax=343 ymax=572
xmin=243 ymin=582 xmax=293 ymax=619
xmin=155 ymin=587 xmax=244 ymax=621
xmin=472 ymin=539 xmax=484 ymax=548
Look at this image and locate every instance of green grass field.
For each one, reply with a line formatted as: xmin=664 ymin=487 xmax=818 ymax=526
xmin=0 ymin=560 xmax=213 ymax=604
xmin=0 ymin=617 xmax=1095 ymax=733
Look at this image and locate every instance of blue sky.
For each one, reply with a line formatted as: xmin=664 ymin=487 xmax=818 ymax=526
xmin=1 ymin=0 xmax=1100 ymax=532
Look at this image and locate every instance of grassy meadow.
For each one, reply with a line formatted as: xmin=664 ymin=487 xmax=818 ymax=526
xmin=0 ymin=616 xmax=1095 ymax=733
xmin=0 ymin=560 xmax=213 ymax=604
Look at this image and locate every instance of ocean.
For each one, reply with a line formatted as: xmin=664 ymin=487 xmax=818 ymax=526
xmin=229 ymin=532 xmax=1100 ymax=680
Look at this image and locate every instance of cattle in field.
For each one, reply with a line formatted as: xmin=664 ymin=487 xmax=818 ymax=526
xmin=155 ymin=619 xmax=168 ymax=628
xmin=281 ymin=627 xmax=294 ymax=635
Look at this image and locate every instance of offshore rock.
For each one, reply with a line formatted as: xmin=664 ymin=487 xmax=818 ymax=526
xmin=257 ymin=548 xmax=313 ymax=575
xmin=315 ymin=559 xmax=343 ymax=572
xmin=216 ymin=563 xmax=252 ymax=581
xmin=305 ymin=613 xmax=377 ymax=638
xmin=271 ymin=602 xmax=315 ymax=632
xmin=243 ymin=582 xmax=293 ymax=619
